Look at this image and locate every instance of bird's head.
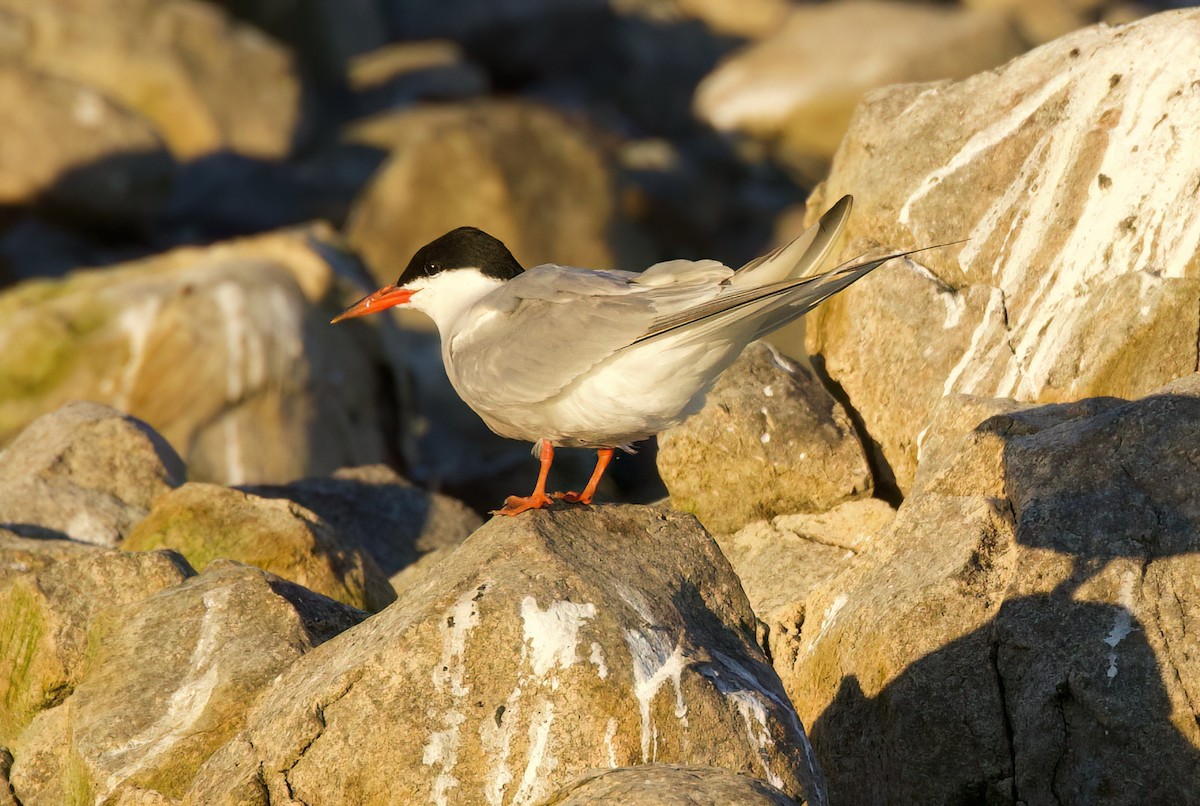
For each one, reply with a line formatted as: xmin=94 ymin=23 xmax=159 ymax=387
xmin=331 ymin=227 xmax=523 ymax=325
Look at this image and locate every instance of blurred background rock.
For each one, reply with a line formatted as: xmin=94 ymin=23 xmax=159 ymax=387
xmin=0 ymin=0 xmax=1193 ymax=511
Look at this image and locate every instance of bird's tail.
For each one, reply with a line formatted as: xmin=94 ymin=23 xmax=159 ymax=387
xmin=729 ymin=194 xmax=853 ymax=288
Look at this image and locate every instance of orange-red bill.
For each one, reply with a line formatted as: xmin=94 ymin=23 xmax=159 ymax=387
xmin=330 ymin=285 xmax=416 ymax=323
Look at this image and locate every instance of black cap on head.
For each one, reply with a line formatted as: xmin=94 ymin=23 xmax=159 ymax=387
xmin=397 ymin=227 xmax=524 ymax=286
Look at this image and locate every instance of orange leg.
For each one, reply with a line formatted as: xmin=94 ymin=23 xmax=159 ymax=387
xmin=555 ymin=448 xmax=614 ymax=506
xmin=492 ymin=440 xmax=556 ymax=516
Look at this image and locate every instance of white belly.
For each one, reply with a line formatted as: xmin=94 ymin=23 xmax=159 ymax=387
xmin=459 ymin=335 xmax=745 ymax=449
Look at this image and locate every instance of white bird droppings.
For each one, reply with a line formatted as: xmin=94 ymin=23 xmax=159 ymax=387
xmin=1104 ymin=573 xmax=1137 ymax=682
xmin=520 ymin=597 xmax=596 ymax=680
xmin=625 ymin=628 xmax=690 ymax=762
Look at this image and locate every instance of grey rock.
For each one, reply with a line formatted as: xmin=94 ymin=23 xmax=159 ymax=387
xmin=188 ymin=505 xmax=826 ymax=805
xmin=658 ymin=342 xmax=873 ymax=535
xmin=9 ymin=561 xmax=365 ymax=805
xmin=805 ymin=8 xmax=1200 ymax=493
xmin=0 ymin=402 xmax=184 ymax=546
xmin=0 ymin=533 xmax=193 ymax=747
xmin=243 ymin=464 xmax=483 ymax=599
xmin=779 ymin=376 xmax=1200 ymax=804
xmin=540 ymin=764 xmax=799 ymax=805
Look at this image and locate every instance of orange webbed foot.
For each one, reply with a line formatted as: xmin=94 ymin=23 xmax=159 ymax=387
xmin=553 ymin=490 xmax=593 ymax=505
xmin=491 ymin=492 xmax=554 ymax=517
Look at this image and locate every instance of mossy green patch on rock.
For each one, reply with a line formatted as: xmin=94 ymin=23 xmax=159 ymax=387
xmin=124 ymin=483 xmax=396 ymax=612
xmin=0 ymin=579 xmax=60 ymax=747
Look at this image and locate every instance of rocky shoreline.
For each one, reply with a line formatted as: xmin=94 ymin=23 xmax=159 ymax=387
xmin=3 ymin=1 xmax=1200 ymax=804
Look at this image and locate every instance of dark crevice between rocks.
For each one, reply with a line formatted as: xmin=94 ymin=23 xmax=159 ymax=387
xmin=1049 ymin=682 xmax=1071 ymax=806
xmin=988 ymin=639 xmax=1019 ymax=805
xmin=808 ymin=353 xmax=902 ymax=506
xmin=1 ymin=747 xmax=22 ymax=806
xmin=1193 ymin=294 xmax=1199 ymax=373
xmin=997 ymin=287 xmax=1020 ymax=362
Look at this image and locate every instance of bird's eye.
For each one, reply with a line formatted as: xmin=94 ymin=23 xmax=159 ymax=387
xmin=425 ymin=261 xmax=439 ymax=273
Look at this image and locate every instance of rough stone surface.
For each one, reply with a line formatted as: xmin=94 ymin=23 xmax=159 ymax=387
xmin=658 ymin=342 xmax=873 ymax=535
xmin=124 ymin=482 xmax=396 ymax=612
xmin=0 ymin=0 xmax=300 ymax=158
xmin=0 ymin=65 xmax=172 ymax=223
xmin=721 ymin=499 xmax=896 ymax=648
xmin=0 ymin=533 xmax=193 ymax=747
xmin=345 ymin=100 xmax=616 ymax=285
xmin=187 ymin=505 xmax=826 ymax=806
xmin=779 ymin=377 xmax=1200 ymax=804
xmin=0 ymin=224 xmax=395 ymax=486
xmin=243 ymin=464 xmax=482 ymax=599
xmin=0 ymin=402 xmax=185 ymax=546
xmin=695 ymin=1 xmax=1024 ymax=177
xmin=8 ymin=561 xmax=365 ymax=805
xmin=540 ymin=764 xmax=798 ymax=805
xmin=805 ymin=9 xmax=1200 ymax=493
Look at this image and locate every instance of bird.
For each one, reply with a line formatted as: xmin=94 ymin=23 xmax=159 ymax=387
xmin=333 ymin=195 xmax=925 ymax=516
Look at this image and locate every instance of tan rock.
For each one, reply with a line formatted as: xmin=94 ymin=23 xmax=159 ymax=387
xmin=658 ymin=342 xmax=873 ymax=535
xmin=964 ymin=0 xmax=1152 ymax=43
xmin=346 ymin=100 xmax=615 ymax=287
xmin=695 ymin=1 xmax=1024 ymax=177
xmin=0 ymin=533 xmax=193 ymax=747
xmin=0 ymin=66 xmax=172 ymax=221
xmin=124 ymin=482 xmax=396 ymax=612
xmin=721 ymin=499 xmax=896 ymax=659
xmin=779 ymin=377 xmax=1200 ymax=803
xmin=187 ymin=506 xmax=826 ymax=805
xmin=0 ymin=224 xmax=393 ymax=485
xmin=805 ymin=9 xmax=1200 ymax=492
xmin=0 ymin=0 xmax=299 ymax=158
xmin=243 ymin=464 xmax=482 ymax=599
xmin=8 ymin=561 xmax=365 ymax=805
xmin=540 ymin=764 xmax=799 ymax=805
xmin=0 ymin=402 xmax=184 ymax=546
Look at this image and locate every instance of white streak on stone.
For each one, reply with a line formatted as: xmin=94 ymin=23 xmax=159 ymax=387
xmin=807 ymin=593 xmax=848 ymax=653
xmin=590 ymin=641 xmax=608 ymax=679
xmin=512 ymin=701 xmax=556 ymax=805
xmin=423 ymin=711 xmax=466 ymax=806
xmin=520 ymin=597 xmax=596 ymax=681
xmin=434 ymin=589 xmax=481 ymax=697
xmin=1105 ymin=572 xmax=1137 ymax=682
xmin=97 ymin=587 xmax=229 ymax=799
xmin=480 ymin=688 xmax=521 ymax=806
xmin=604 ymin=718 xmax=619 ymax=768
xmin=115 ymin=296 xmax=162 ymax=411
xmin=625 ymin=628 xmax=690 ymax=762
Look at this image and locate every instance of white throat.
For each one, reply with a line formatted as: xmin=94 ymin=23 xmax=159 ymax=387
xmin=405 ymin=268 xmax=507 ymax=335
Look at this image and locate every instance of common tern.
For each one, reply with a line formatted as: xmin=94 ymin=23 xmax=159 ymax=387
xmin=334 ymin=195 xmax=921 ymax=516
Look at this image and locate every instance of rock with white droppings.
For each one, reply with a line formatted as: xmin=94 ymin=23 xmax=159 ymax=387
xmin=0 ymin=402 xmax=185 ymax=547
xmin=541 ymin=763 xmax=799 ymax=805
xmin=186 ymin=505 xmax=825 ymax=806
xmin=658 ymin=342 xmax=873 ymax=535
xmin=241 ymin=464 xmax=482 ymax=599
xmin=0 ymin=224 xmax=395 ymax=486
xmin=124 ymin=482 xmax=397 ymax=613
xmin=805 ymin=9 xmax=1200 ymax=493
xmin=8 ymin=561 xmax=365 ymax=806
xmin=781 ymin=378 xmax=1200 ymax=804
xmin=694 ymin=1 xmax=1024 ymax=181
xmin=0 ymin=532 xmax=194 ymax=747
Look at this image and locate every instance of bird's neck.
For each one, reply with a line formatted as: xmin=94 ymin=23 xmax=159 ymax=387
xmin=408 ymin=268 xmax=507 ymax=335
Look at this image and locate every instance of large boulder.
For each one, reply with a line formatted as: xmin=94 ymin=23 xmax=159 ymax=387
xmin=345 ymin=100 xmax=616 ymax=285
xmin=0 ymin=402 xmax=184 ymax=545
xmin=778 ymin=376 xmax=1200 ymax=804
xmin=0 ymin=66 xmax=173 ymax=225
xmin=0 ymin=0 xmax=300 ymax=159
xmin=242 ymin=464 xmax=483 ymax=598
xmin=124 ymin=481 xmax=396 ymax=612
xmin=542 ymin=764 xmax=798 ymax=805
xmin=805 ymin=9 xmax=1200 ymax=493
xmin=658 ymin=342 xmax=873 ymax=535
xmin=695 ymin=1 xmax=1024 ymax=179
xmin=0 ymin=224 xmax=395 ymax=485
xmin=0 ymin=533 xmax=193 ymax=747
xmin=187 ymin=506 xmax=826 ymax=805
xmin=8 ymin=561 xmax=365 ymax=805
